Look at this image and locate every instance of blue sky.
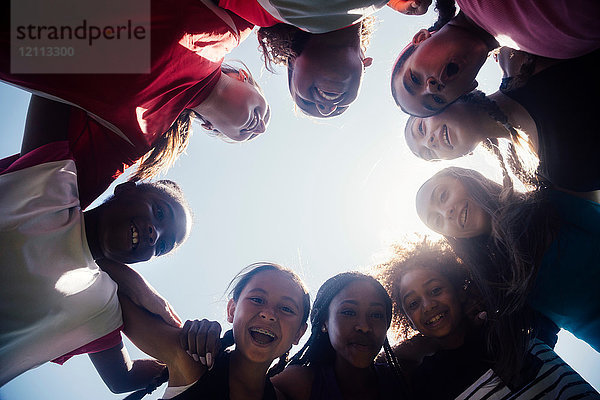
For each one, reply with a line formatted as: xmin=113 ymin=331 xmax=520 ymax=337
xmin=1 ymin=6 xmax=598 ymax=399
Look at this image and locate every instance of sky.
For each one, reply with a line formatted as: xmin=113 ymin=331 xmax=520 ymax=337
xmin=1 ymin=6 xmax=598 ymax=400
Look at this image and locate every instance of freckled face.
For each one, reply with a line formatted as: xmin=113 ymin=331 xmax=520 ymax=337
xmin=415 ymin=175 xmax=491 ymax=238
xmin=227 ymin=270 xmax=307 ymax=365
xmin=399 ymin=269 xmax=465 ymax=342
xmin=325 ymin=280 xmax=389 ymax=369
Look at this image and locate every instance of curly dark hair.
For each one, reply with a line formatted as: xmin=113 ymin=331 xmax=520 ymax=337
xmin=422 ymin=167 xmax=561 ymax=385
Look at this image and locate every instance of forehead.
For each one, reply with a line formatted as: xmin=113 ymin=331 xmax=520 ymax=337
xmin=243 ymin=270 xmax=305 ymax=302
xmin=330 ymin=280 xmax=386 ymax=307
xmin=400 ymin=268 xmax=448 ymax=295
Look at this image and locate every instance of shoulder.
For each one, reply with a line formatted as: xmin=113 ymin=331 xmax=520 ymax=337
xmin=271 ymin=365 xmax=314 ymax=400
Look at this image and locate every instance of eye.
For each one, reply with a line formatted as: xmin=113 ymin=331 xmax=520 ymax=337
xmin=431 ymin=286 xmax=442 ymax=296
xmin=432 ymin=95 xmax=445 ymax=104
xmin=440 ymin=190 xmax=448 ymax=203
xmin=410 ymin=71 xmax=420 ymax=85
xmin=280 ymin=305 xmax=297 ymax=315
xmin=418 ymin=120 xmax=425 ymax=136
xmin=341 ymin=309 xmax=356 ymax=316
xmin=406 ymin=299 xmax=419 ymax=310
xmin=371 ymin=312 xmax=385 ymax=319
xmin=155 ymin=204 xmax=164 ymax=220
xmin=249 ymin=297 xmax=264 ymax=305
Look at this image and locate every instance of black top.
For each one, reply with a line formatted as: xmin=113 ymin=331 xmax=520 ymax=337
xmin=409 ymin=330 xmax=493 ymax=400
xmin=502 ymin=50 xmax=600 ymax=192
xmin=171 ymin=351 xmax=278 ymax=400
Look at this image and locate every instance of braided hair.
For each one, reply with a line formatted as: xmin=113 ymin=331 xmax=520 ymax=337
xmin=286 ymin=272 xmax=408 ymax=391
xmin=457 ymin=91 xmax=539 ymax=189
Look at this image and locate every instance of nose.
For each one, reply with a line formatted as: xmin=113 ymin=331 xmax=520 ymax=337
xmin=316 ymin=103 xmax=337 ymax=116
xmin=426 ymin=77 xmax=444 ymax=93
xmin=259 ymin=308 xmax=276 ymax=322
xmin=422 ymin=296 xmax=438 ymax=312
xmin=425 ymin=131 xmax=437 ymax=149
xmin=443 ymin=205 xmax=455 ymax=220
xmin=354 ymin=314 xmax=371 ymax=333
xmin=254 ymin=119 xmax=266 ymax=134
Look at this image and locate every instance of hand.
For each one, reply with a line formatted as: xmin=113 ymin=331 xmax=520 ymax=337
xmin=179 ymin=319 xmax=222 ymax=370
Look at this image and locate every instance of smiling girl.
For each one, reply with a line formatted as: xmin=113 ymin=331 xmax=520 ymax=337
xmin=415 ymin=167 xmax=600 ymax=357
xmin=376 ymin=237 xmax=600 ymax=399
xmin=1 ymin=0 xmax=269 ymax=207
xmin=404 ymin=49 xmax=600 ymax=192
xmin=119 ymin=262 xmax=310 ymax=399
xmin=271 ymin=272 xmax=408 ymax=400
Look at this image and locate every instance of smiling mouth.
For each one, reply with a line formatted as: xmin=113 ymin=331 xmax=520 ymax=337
xmin=130 ymin=223 xmax=139 ymax=249
xmin=441 ymin=125 xmax=453 ymax=148
xmin=249 ymin=327 xmax=276 ymax=345
xmin=460 ymin=203 xmax=468 ymax=228
xmin=425 ymin=311 xmax=447 ymax=326
xmin=316 ymin=87 xmax=344 ymax=102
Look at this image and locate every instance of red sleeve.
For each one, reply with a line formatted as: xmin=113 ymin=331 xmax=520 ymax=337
xmin=51 ymin=326 xmax=124 ymax=365
xmin=0 ymin=141 xmax=72 ymax=176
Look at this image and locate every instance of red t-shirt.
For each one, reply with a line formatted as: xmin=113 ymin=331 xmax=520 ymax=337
xmin=1 ymin=0 xmax=253 ymax=205
xmin=218 ymin=0 xmax=282 ymax=27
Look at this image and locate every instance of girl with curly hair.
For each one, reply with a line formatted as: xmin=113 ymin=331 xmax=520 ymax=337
xmin=375 ymin=237 xmax=599 ymax=399
xmin=415 ymin=167 xmax=600 ymax=359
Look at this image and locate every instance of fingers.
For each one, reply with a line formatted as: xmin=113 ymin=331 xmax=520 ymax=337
xmin=178 ymin=319 xmax=222 ymax=370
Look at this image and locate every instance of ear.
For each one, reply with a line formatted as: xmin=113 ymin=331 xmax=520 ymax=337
xmin=237 ymin=69 xmax=249 ymax=83
xmin=226 ymin=298 xmax=236 ymax=323
xmin=114 ymin=181 xmax=136 ymax=196
xmin=362 ymin=57 xmax=373 ymax=69
xmin=412 ymin=29 xmax=431 ymax=45
xmin=292 ymin=322 xmax=308 ymax=345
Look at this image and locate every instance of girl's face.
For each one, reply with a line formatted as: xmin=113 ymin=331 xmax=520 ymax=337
xmin=206 ymin=70 xmax=271 ymax=142
xmin=227 ymin=270 xmax=307 ymax=365
xmin=404 ymin=101 xmax=484 ymax=161
xmin=399 ymin=268 xmax=466 ymax=344
xmin=289 ymin=37 xmax=369 ymax=118
xmin=325 ymin=280 xmax=389 ymax=369
xmin=416 ymin=174 xmax=492 ymax=238
xmin=391 ymin=28 xmax=487 ymax=117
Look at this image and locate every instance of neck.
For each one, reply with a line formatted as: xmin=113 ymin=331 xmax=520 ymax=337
xmin=228 ymin=351 xmax=270 ymax=400
xmin=434 ymin=320 xmax=468 ymax=350
xmin=192 ymin=71 xmax=230 ymax=119
xmin=449 ymin=12 xmax=499 ymax=52
xmin=82 ymin=208 xmax=104 ymax=260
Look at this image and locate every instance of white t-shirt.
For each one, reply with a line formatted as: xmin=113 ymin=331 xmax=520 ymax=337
xmin=0 ymin=157 xmax=122 ymax=386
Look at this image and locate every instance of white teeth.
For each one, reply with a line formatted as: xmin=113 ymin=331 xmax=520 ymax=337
xmin=442 ymin=125 xmax=452 ymax=147
xmin=461 ymin=204 xmax=468 ymax=227
xmin=250 ymin=327 xmax=275 ymax=338
xmin=316 ymin=88 xmax=342 ymax=101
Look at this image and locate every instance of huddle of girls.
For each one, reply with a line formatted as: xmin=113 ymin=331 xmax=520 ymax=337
xmin=2 ymin=0 xmax=600 ymax=398
xmin=392 ymin=0 xmax=600 ymax=397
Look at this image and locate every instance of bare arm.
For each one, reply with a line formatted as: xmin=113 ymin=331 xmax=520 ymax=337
xmin=270 ymin=365 xmax=314 ymax=400
xmin=21 ymin=95 xmax=72 ymax=155
xmin=97 ymin=258 xmax=182 ymax=328
xmin=119 ymin=293 xmax=205 ymax=387
xmin=89 ymin=341 xmax=166 ymax=394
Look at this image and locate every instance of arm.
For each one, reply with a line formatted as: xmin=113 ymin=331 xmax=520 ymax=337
xmin=119 ymin=293 xmax=205 ymax=387
xmin=270 ymin=365 xmax=314 ymax=400
xmin=97 ymin=258 xmax=182 ymax=328
xmin=89 ymin=341 xmax=166 ymax=394
xmin=21 ymin=95 xmax=72 ymax=155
